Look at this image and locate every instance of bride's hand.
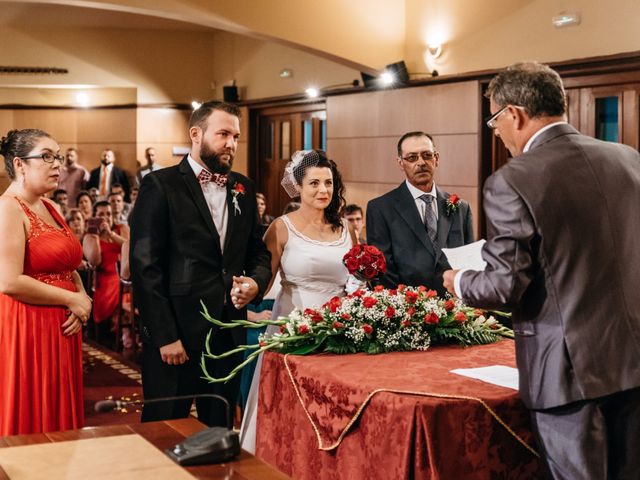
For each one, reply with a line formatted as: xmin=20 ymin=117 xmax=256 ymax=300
xmin=231 ymin=276 xmax=258 ymax=309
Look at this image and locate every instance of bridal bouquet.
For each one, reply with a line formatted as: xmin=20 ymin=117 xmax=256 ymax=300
xmin=200 ymin=285 xmax=513 ymax=383
xmin=342 ymin=244 xmax=386 ymax=281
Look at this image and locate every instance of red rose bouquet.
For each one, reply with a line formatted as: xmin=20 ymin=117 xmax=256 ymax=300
xmin=342 ymin=244 xmax=387 ymax=282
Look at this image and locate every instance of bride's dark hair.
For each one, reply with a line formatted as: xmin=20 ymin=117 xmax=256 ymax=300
xmin=293 ymin=150 xmax=346 ymax=232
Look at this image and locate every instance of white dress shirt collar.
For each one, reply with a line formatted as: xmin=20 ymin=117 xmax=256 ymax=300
xmin=523 ymin=121 xmax=567 ymax=153
xmin=405 ymin=180 xmax=437 ymax=200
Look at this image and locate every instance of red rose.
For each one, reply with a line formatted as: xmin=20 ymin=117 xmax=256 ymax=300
xmin=444 ymin=299 xmax=456 ymax=311
xmin=332 ymin=321 xmax=344 ymax=329
xmin=328 ymin=296 xmax=342 ymax=313
xmin=235 ymin=183 xmax=245 ymax=193
xmin=363 ymin=296 xmax=378 ymax=308
xmin=402 ymin=319 xmax=411 ymax=327
xmin=405 ymin=291 xmax=419 ymax=304
xmin=407 ymin=307 xmax=416 ymax=317
xmin=304 ymin=308 xmax=323 ymax=323
xmin=388 ymin=289 xmax=397 ymax=296
xmin=364 ymin=245 xmax=379 ymax=255
xmin=345 ymin=257 xmax=359 ymax=273
xmin=424 ymin=312 xmax=440 ymax=324
xmin=363 ymin=266 xmax=377 ymax=278
xmin=279 ymin=325 xmax=286 ymax=333
xmin=449 ymin=194 xmax=459 ymax=205
xmin=385 ymin=306 xmax=395 ymax=318
xmin=360 ymin=253 xmax=373 ymax=265
xmin=374 ymin=285 xmax=385 ymax=292
xmin=340 ymin=313 xmax=351 ymax=321
xmin=351 ymin=289 xmax=365 ymax=298
xmin=454 ymin=311 xmax=467 ymax=323
xmin=474 ymin=309 xmax=484 ymax=317
xmin=362 ymin=324 xmax=373 ymax=335
xmin=397 ymin=284 xmax=406 ymax=292
xmin=298 ymin=324 xmax=310 ymax=334
xmin=425 ymin=289 xmax=437 ymax=298
xmin=418 ymin=285 xmax=427 ymax=292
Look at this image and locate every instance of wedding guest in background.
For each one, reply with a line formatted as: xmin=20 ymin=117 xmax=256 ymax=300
xmin=367 ymin=131 xmax=474 ymax=295
xmin=110 ymin=183 xmax=132 ymax=220
xmin=256 ymin=192 xmax=275 ymax=234
xmin=282 ymin=200 xmax=300 ymax=215
xmin=0 ymin=128 xmax=91 ymax=435
xmin=52 ymin=188 xmax=69 ymax=217
xmin=129 ymin=186 xmax=139 ymax=205
xmin=65 ymin=208 xmax=86 ymax=242
xmin=129 ymin=101 xmax=271 ymax=428
xmin=76 ymin=190 xmax=93 ymax=220
xmin=137 ymin=147 xmax=162 ymax=183
xmin=444 ymin=61 xmax=640 ymax=480
xmin=83 ymin=201 xmax=129 ymax=344
xmin=57 ymin=147 xmax=89 ymax=207
xmin=344 ymin=203 xmax=366 ymax=243
xmin=108 ymin=190 xmax=128 ymax=225
xmin=88 ymin=187 xmax=99 ymax=204
xmin=87 ymin=149 xmax=131 ymax=201
xmin=241 ymin=149 xmax=356 ymax=453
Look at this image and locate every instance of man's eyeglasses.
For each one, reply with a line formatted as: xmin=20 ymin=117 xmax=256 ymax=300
xmin=20 ymin=152 xmax=65 ymax=164
xmin=485 ymin=105 xmax=526 ymax=129
xmin=402 ymin=150 xmax=438 ymax=163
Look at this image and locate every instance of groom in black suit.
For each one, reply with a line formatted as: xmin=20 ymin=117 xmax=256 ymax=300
xmin=129 ymin=101 xmax=271 ymax=427
xmin=366 ymin=132 xmax=474 ymax=294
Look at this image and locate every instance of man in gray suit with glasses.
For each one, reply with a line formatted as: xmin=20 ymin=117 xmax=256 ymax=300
xmin=444 ymin=62 xmax=640 ymax=479
xmin=366 ymin=131 xmax=474 ymax=295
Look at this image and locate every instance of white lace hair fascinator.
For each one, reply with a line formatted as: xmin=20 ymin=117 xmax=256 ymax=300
xmin=281 ymin=149 xmax=322 ymax=198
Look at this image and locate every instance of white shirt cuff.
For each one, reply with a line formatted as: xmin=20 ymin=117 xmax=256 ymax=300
xmin=453 ymin=268 xmax=470 ymax=298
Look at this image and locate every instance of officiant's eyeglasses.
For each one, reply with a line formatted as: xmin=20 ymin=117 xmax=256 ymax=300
xmin=485 ymin=105 xmax=525 ymax=129
xmin=402 ymin=151 xmax=438 ymax=163
xmin=20 ymin=152 xmax=65 ymax=164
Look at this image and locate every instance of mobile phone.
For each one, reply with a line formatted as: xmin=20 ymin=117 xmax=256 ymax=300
xmin=87 ymin=217 xmax=102 ymax=234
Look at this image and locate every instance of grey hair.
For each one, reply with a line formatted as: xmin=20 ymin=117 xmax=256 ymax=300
xmin=485 ymin=62 xmax=566 ymax=118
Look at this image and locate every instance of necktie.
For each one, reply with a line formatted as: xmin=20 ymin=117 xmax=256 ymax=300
xmin=419 ymin=194 xmax=437 ymax=242
xmin=197 ymin=169 xmax=228 ymax=187
xmin=99 ymin=166 xmax=107 ymax=196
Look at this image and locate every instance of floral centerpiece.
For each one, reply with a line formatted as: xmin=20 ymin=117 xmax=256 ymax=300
xmin=200 ymin=284 xmax=512 ymax=383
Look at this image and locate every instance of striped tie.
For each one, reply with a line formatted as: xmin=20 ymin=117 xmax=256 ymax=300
xmin=419 ymin=194 xmax=437 ymax=242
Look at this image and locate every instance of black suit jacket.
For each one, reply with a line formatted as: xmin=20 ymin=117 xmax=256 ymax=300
xmin=459 ymin=124 xmax=640 ymax=409
xmin=367 ymin=182 xmax=474 ymax=294
xmin=87 ymin=165 xmax=131 ymax=200
xmin=129 ymin=157 xmax=272 ymax=352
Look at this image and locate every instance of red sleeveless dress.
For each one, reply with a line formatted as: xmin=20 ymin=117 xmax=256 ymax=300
xmin=92 ymin=224 xmax=123 ymax=323
xmin=0 ymin=198 xmax=84 ymax=436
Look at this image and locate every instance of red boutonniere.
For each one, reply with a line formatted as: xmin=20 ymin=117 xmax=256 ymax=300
xmin=446 ymin=194 xmax=461 ymax=216
xmin=231 ymin=182 xmax=245 ymax=215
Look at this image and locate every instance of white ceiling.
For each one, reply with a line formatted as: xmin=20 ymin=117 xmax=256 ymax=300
xmin=0 ymin=1 xmax=214 ymax=31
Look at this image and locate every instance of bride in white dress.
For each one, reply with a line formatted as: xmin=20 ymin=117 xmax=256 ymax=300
xmin=240 ymin=149 xmax=356 ymax=453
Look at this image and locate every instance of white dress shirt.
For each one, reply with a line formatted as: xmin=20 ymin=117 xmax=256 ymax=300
xmin=187 ymin=155 xmax=228 ymax=252
xmin=405 ymin=180 xmax=438 ymax=224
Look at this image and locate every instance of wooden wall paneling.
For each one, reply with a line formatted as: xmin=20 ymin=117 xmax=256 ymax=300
xmin=565 ymin=89 xmax=581 ymax=132
xmin=327 ymin=137 xmax=403 ymax=184
xmin=12 ymin=109 xmax=78 ymax=144
xmin=432 ymin=134 xmax=478 ymax=187
xmin=136 ymin=108 xmax=190 ymax=168
xmin=622 ymin=88 xmax=639 ymax=150
xmin=0 ymin=110 xmax=15 ymax=136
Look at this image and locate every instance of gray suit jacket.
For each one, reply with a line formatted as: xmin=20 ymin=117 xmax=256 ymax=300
xmin=367 ymin=182 xmax=474 ymax=295
xmin=459 ymin=124 xmax=640 ymax=409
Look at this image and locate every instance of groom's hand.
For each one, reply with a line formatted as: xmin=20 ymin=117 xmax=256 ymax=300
xmin=231 ymin=276 xmax=259 ymax=309
xmin=160 ymin=339 xmax=189 ymax=365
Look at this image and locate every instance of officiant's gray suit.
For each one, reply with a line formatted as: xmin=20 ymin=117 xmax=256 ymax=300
xmin=458 ymin=123 xmax=640 ymax=411
xmin=367 ymin=182 xmax=474 ymax=295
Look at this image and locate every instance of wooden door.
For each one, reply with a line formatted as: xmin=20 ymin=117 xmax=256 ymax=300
xmin=250 ymin=103 xmax=327 ymax=218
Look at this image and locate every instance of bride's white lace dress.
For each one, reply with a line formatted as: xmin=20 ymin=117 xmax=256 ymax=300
xmin=240 ymin=215 xmax=352 ymax=453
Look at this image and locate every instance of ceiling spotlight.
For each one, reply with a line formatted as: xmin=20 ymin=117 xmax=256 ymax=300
xmin=280 ymin=69 xmax=293 ymax=78
xmin=75 ymin=92 xmax=89 ymax=107
xmin=305 ymin=87 xmax=320 ymax=98
xmin=427 ymin=44 xmax=443 ymax=59
xmin=191 ymin=101 xmax=202 ymax=110
xmin=380 ymin=71 xmax=395 ymax=86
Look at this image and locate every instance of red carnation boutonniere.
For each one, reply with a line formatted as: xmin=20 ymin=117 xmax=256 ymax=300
xmin=446 ymin=194 xmax=461 ymax=216
xmin=231 ymin=182 xmax=245 ymax=216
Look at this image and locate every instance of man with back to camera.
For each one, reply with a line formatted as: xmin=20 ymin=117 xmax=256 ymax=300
xmin=366 ymin=132 xmax=474 ymax=295
xmin=443 ymin=62 xmax=640 ymax=479
xmin=129 ymin=101 xmax=271 ymax=427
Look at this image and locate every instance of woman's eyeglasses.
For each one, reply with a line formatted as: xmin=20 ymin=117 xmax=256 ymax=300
xmin=20 ymin=152 xmax=65 ymax=164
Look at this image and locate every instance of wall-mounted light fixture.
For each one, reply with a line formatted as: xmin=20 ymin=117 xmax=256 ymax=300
xmin=305 ymin=87 xmax=320 ymax=98
xmin=279 ymin=69 xmax=293 ymax=78
xmin=191 ymin=100 xmax=202 ymax=110
xmin=427 ymin=44 xmax=443 ymax=59
xmin=75 ymin=92 xmax=89 ymax=107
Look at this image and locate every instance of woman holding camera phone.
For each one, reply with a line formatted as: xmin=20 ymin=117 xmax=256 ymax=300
xmin=83 ymin=201 xmax=129 ymax=341
xmin=0 ymin=129 xmax=92 ymax=435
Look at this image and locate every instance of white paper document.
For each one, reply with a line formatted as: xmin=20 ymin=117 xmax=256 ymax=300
xmin=450 ymin=365 xmax=519 ymax=390
xmin=442 ymin=239 xmax=487 ymax=270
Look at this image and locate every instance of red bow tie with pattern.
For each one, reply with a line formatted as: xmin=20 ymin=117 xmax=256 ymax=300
xmin=197 ymin=169 xmax=228 ymax=187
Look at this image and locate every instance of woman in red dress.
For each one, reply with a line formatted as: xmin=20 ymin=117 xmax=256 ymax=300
xmin=82 ymin=201 xmax=128 ymax=337
xmin=0 ymin=129 xmax=92 ymax=436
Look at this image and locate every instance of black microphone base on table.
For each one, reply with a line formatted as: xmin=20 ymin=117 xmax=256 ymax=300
xmin=165 ymin=427 xmax=241 ymax=466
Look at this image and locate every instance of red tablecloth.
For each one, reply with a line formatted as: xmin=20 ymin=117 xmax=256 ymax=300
xmin=256 ymin=340 xmax=543 ymax=479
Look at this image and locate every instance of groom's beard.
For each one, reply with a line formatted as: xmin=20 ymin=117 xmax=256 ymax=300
xmin=200 ymin=143 xmax=233 ymax=174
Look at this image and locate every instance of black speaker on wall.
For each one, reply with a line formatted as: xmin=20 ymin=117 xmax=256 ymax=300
xmin=385 ymin=61 xmax=410 ymax=85
xmin=223 ymin=86 xmax=239 ymax=102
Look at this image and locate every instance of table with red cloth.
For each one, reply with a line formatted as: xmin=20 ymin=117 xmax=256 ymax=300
xmin=255 ymin=340 xmax=544 ymax=480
